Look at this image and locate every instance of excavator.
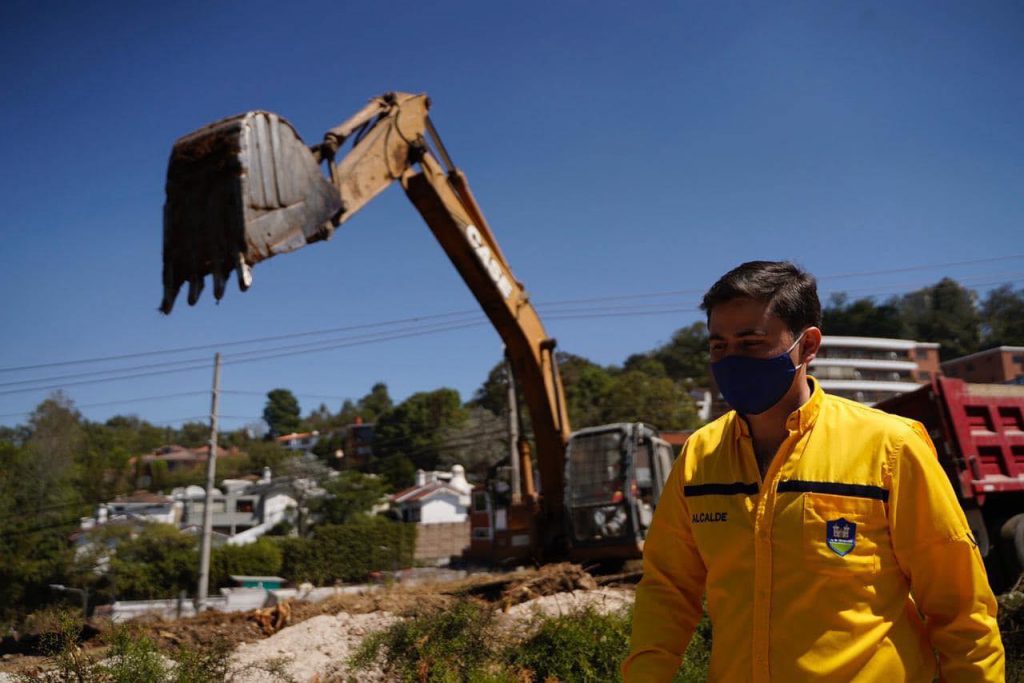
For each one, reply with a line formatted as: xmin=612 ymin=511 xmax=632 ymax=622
xmin=160 ymin=92 xmax=674 ymax=563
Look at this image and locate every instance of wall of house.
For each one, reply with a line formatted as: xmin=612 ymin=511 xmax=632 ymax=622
xmin=420 ymin=493 xmax=468 ymax=524
xmin=412 ymin=521 xmax=470 ymax=564
xmin=262 ymin=493 xmax=296 ymax=527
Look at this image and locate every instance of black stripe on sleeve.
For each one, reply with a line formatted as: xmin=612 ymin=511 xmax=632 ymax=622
xmin=683 ymin=482 xmax=760 ymax=497
xmin=776 ymin=480 xmax=889 ymax=502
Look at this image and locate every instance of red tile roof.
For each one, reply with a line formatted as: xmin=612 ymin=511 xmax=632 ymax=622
xmin=391 ymin=481 xmax=462 ymax=504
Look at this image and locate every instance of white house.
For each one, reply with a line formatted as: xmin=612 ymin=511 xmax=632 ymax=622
xmin=390 ymin=466 xmax=472 ymax=524
xmin=80 ymin=468 xmax=297 ymax=548
xmin=275 ymin=431 xmax=321 ymax=455
xmin=81 ymin=492 xmax=183 ymax=530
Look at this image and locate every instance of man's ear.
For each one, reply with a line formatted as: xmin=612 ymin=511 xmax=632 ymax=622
xmin=801 ymin=327 xmax=822 ymax=365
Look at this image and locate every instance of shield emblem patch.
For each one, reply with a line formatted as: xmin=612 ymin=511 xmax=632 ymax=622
xmin=826 ymin=518 xmax=857 ymax=557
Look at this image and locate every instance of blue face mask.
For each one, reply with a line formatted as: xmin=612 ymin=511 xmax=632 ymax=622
xmin=711 ymin=333 xmax=805 ymax=415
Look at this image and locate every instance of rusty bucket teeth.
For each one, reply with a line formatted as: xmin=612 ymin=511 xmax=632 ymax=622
xmin=187 ymin=276 xmax=205 ymax=306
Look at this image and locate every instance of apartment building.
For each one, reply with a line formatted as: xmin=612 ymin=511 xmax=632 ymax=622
xmin=809 ymin=335 xmax=941 ymax=405
xmin=942 ymin=346 xmax=1024 ymax=384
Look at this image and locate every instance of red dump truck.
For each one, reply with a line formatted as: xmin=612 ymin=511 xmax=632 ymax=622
xmin=877 ymin=377 xmax=1024 ymax=592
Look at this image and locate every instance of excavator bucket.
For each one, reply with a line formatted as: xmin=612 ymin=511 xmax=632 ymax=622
xmin=160 ymin=111 xmax=342 ymax=314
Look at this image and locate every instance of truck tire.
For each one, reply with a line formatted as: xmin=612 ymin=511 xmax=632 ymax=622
xmin=1002 ymin=513 xmax=1024 ymax=574
xmin=1015 ymin=518 xmax=1024 ymax=573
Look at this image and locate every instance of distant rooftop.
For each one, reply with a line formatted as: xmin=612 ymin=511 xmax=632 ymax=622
xmin=822 ymin=335 xmax=940 ymax=350
xmin=941 ymin=346 xmax=1024 ymax=366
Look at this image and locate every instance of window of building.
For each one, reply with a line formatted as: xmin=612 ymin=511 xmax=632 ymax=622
xmin=1014 ymin=355 xmax=1023 ymax=364
xmin=472 ymin=491 xmax=489 ymax=513
xmin=236 ymin=499 xmax=255 ymax=514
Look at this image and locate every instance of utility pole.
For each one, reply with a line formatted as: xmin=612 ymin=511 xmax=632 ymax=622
xmin=196 ymin=352 xmax=221 ymax=609
xmin=506 ymin=355 xmax=521 ymax=504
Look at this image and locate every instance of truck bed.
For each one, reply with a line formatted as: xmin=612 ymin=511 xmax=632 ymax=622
xmin=877 ymin=378 xmax=1024 ymax=504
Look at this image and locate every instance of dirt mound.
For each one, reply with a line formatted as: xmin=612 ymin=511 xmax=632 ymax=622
xmin=141 ymin=609 xmax=267 ymax=650
xmin=229 ymin=611 xmax=398 ymax=682
xmin=497 ymin=563 xmax=598 ymax=609
xmin=457 ymin=563 xmax=598 ymax=607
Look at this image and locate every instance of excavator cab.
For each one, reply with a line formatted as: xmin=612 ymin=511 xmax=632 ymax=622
xmin=564 ymin=424 xmax=674 ymax=560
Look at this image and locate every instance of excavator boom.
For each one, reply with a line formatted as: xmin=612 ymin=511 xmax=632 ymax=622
xmin=161 ymin=92 xmax=573 ymax=546
xmin=160 ymin=92 xmax=673 ymax=562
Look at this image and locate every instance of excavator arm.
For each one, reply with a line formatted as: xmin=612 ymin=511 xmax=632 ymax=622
xmin=161 ymin=92 xmax=571 ymax=530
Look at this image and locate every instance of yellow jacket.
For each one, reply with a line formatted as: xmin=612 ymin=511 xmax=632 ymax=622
xmin=624 ymin=379 xmax=1003 ymax=682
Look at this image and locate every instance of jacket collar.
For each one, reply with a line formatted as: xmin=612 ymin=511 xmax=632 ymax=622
xmin=733 ymin=376 xmax=824 ymax=439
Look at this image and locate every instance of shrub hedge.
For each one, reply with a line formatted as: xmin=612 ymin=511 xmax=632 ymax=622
xmin=210 ymin=537 xmax=283 ymax=589
xmin=276 ymin=517 xmax=416 ymax=585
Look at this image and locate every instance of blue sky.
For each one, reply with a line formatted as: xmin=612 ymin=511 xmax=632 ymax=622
xmin=1 ymin=1 xmax=1022 ymax=430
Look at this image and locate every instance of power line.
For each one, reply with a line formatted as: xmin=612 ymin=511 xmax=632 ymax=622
xmin=818 ymin=254 xmax=1024 ymax=281
xmin=0 ymin=391 xmax=209 ymax=420
xmin=3 ymin=253 xmax=1021 ymax=376
xmin=0 ymin=320 xmax=488 ymax=397
xmin=819 ymin=272 xmax=1024 ymax=298
xmin=0 ymin=318 xmax=487 ymax=390
xmin=0 ymin=274 xmax=1019 ymax=404
xmin=0 ymin=309 xmax=481 ymax=374
xmin=8 ymin=269 xmax=1022 ymax=394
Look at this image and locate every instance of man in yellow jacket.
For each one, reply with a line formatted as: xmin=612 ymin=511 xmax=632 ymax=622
xmin=623 ymin=261 xmax=1004 ymax=682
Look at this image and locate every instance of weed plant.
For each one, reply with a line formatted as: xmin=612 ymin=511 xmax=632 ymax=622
xmin=350 ymin=600 xmax=502 ymax=682
xmin=14 ymin=611 xmax=294 ymax=682
xmin=350 ymin=600 xmax=713 ymax=682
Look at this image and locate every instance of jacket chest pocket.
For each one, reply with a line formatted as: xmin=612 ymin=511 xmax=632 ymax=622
xmin=803 ymin=493 xmax=888 ymax=574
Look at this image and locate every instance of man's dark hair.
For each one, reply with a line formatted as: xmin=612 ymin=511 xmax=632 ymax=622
xmin=700 ymin=261 xmax=822 ymax=333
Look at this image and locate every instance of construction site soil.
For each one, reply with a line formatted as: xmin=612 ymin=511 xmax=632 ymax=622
xmin=0 ymin=563 xmax=641 ymax=681
xmin=8 ymin=563 xmax=1021 ymax=681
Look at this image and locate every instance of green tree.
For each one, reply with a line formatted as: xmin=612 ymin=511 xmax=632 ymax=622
xmin=981 ymin=284 xmax=1024 ymax=348
xmin=313 ymin=470 xmax=390 ymax=525
xmin=437 ymin=406 xmax=508 ymax=480
xmin=651 ymin=322 xmax=712 ymax=387
xmin=558 ymin=353 xmax=615 ymax=429
xmin=244 ymin=440 xmax=292 ymax=473
xmin=822 ymin=293 xmax=904 ymax=338
xmin=470 ymin=361 xmax=510 ymax=416
xmin=375 ymin=455 xmax=417 ymax=490
xmin=27 ymin=392 xmax=85 ymax=483
xmin=0 ymin=440 xmax=77 ymax=620
xmin=175 ymin=420 xmax=211 ymax=448
xmin=900 ymin=278 xmax=981 ymax=361
xmin=109 ymin=523 xmax=198 ymax=600
xmin=304 ymin=402 xmax=335 ymax=433
xmin=79 ymin=422 xmax=135 ymax=503
xmin=374 ymin=388 xmax=468 ymax=475
xmin=0 ymin=394 xmax=87 ymax=619
xmin=600 ymin=371 xmax=698 ymax=429
xmin=263 ymin=388 xmax=301 ymax=437
xmin=358 ymin=382 xmax=394 ymax=422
